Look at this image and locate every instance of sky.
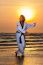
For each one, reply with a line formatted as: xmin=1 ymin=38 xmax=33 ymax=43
xmin=0 ymin=0 xmax=43 ymax=33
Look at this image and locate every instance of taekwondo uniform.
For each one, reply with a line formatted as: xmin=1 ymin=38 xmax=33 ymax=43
xmin=16 ymin=21 xmax=35 ymax=56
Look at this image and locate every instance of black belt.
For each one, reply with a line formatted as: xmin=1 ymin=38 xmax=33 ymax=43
xmin=16 ymin=31 xmax=24 ymax=44
xmin=19 ymin=33 xmax=24 ymax=44
xmin=16 ymin=31 xmax=21 ymax=33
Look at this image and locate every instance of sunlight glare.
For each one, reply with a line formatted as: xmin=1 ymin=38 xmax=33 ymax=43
xmin=17 ymin=7 xmax=36 ymax=21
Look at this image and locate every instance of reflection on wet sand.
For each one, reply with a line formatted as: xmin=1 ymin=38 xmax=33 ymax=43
xmin=16 ymin=56 xmax=24 ymax=65
xmin=0 ymin=48 xmax=43 ymax=65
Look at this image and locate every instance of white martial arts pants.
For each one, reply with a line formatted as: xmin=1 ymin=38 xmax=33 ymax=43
xmin=16 ymin=32 xmax=25 ymax=55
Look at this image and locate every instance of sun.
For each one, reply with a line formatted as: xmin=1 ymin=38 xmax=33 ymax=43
xmin=17 ymin=7 xmax=35 ymax=21
xmin=20 ymin=8 xmax=33 ymax=20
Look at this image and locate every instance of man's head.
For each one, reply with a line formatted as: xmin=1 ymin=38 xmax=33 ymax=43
xmin=19 ymin=15 xmax=25 ymax=22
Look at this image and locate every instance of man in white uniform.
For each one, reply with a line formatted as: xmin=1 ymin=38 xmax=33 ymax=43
xmin=16 ymin=15 xmax=36 ymax=57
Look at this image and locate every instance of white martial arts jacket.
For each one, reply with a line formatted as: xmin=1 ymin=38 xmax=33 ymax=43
xmin=16 ymin=21 xmax=35 ymax=33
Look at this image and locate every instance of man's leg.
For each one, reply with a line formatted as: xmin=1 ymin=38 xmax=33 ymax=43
xmin=16 ymin=33 xmax=21 ymax=56
xmin=21 ymin=35 xmax=26 ymax=56
xmin=18 ymin=35 xmax=25 ymax=56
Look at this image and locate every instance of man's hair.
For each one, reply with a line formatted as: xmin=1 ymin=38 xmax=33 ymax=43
xmin=20 ymin=15 xmax=25 ymax=21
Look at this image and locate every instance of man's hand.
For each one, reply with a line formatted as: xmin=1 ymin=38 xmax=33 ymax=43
xmin=33 ymin=23 xmax=36 ymax=27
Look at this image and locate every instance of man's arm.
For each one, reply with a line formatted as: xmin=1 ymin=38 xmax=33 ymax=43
xmin=16 ymin=22 xmax=25 ymax=33
xmin=17 ymin=27 xmax=25 ymax=33
xmin=25 ymin=23 xmax=36 ymax=30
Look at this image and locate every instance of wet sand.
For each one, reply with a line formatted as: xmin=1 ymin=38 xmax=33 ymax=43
xmin=0 ymin=46 xmax=43 ymax=65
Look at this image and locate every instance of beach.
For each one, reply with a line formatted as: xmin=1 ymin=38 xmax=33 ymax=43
xmin=0 ymin=33 xmax=43 ymax=65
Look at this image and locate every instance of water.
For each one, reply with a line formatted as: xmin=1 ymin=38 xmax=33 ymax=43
xmin=0 ymin=33 xmax=43 ymax=65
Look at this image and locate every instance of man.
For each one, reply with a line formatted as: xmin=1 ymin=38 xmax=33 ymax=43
xmin=16 ymin=15 xmax=36 ymax=57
